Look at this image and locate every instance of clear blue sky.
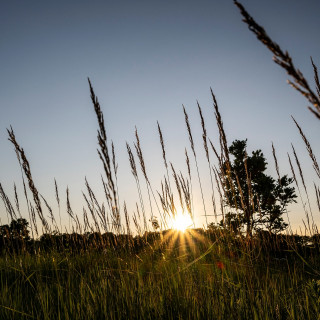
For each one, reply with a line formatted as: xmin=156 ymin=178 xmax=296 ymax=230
xmin=1 ymin=0 xmax=319 ymax=232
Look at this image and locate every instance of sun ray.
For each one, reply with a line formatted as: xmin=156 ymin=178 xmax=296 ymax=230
xmin=169 ymin=210 xmax=193 ymax=232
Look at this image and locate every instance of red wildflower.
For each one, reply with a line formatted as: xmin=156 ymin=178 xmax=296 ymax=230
xmin=216 ymin=261 xmax=225 ymax=270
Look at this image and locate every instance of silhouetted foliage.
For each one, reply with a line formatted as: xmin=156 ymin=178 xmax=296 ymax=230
xmin=222 ymin=139 xmax=297 ymax=235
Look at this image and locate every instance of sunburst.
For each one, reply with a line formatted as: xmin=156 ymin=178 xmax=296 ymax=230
xmin=170 ymin=211 xmax=193 ymax=232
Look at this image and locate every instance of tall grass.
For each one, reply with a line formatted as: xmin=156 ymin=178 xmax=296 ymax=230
xmin=0 ymin=1 xmax=320 ymax=319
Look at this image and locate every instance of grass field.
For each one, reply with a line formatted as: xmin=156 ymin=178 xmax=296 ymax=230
xmin=1 ymin=2 xmax=320 ymax=319
xmin=1 ymin=231 xmax=320 ymax=319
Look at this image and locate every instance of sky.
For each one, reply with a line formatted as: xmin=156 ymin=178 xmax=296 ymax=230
xmin=0 ymin=0 xmax=320 ymax=233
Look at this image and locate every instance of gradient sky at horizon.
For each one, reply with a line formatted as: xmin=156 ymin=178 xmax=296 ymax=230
xmin=1 ymin=0 xmax=320 ymax=232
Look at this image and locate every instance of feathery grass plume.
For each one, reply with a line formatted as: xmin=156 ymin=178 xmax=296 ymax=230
xmin=126 ymin=142 xmax=147 ymax=232
xmin=40 ymin=194 xmax=59 ymax=232
xmin=123 ymin=201 xmax=131 ymax=237
xmin=213 ymin=166 xmax=225 ymax=222
xmin=85 ymin=178 xmax=108 ymax=232
xmin=88 ymin=78 xmax=120 ymax=232
xmin=158 ymin=179 xmax=173 ymax=229
xmin=211 ymin=89 xmax=230 ymax=165
xmin=82 ymin=207 xmax=91 ymax=233
xmin=66 ymin=187 xmax=80 ymax=233
xmin=210 ymin=140 xmax=228 ymax=222
xmin=13 ymin=183 xmax=21 ymax=218
xmin=315 ymin=183 xmax=320 ymax=212
xmin=288 ymin=153 xmax=312 ymax=230
xmin=243 ymin=152 xmax=255 ymax=235
xmin=10 ymin=131 xmax=35 ymax=237
xmin=184 ymin=148 xmax=195 ymax=217
xmin=157 ymin=122 xmax=172 ymax=194
xmin=272 ymin=143 xmax=281 ymax=185
xmin=291 ymin=144 xmax=315 ymax=233
xmin=178 ymin=172 xmax=193 ymax=224
xmin=158 ymin=181 xmax=168 ymax=216
xmin=111 ymin=141 xmax=118 ymax=177
xmin=198 ymin=102 xmax=217 ymax=223
xmin=29 ymin=202 xmax=38 ymax=236
xmin=7 ymin=126 xmax=49 ymax=233
xmin=134 ymin=127 xmax=163 ymax=228
xmin=183 ymin=105 xmax=208 ymax=226
xmin=135 ymin=127 xmax=149 ymax=183
xmin=211 ymin=89 xmax=239 ymax=218
xmin=311 ymin=58 xmax=320 ymax=98
xmin=0 ymin=183 xmax=17 ymax=221
xmin=234 ymin=1 xmax=320 ymax=119
xmin=164 ymin=176 xmax=175 ymax=222
xmin=134 ymin=135 xmax=154 ymax=227
xmin=292 ymin=117 xmax=320 ymax=180
xmin=271 ymin=144 xmax=293 ymax=232
xmin=82 ymin=191 xmax=101 ymax=233
xmin=209 ymin=139 xmax=223 ymax=171
xmin=111 ymin=141 xmax=121 ymax=212
xmin=54 ymin=179 xmax=62 ymax=232
xmin=170 ymin=163 xmax=184 ymax=213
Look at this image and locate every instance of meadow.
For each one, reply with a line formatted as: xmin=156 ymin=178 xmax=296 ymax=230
xmin=1 ymin=2 xmax=320 ymax=319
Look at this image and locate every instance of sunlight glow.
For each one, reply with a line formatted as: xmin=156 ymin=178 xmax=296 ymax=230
xmin=170 ymin=211 xmax=193 ymax=232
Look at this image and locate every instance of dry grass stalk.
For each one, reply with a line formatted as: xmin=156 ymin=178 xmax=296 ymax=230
xmin=183 ymin=105 xmax=208 ymax=225
xmin=0 ymin=183 xmax=17 ymax=221
xmin=244 ymin=152 xmax=254 ymax=234
xmin=178 ymin=172 xmax=193 ymax=224
xmin=288 ymin=153 xmax=312 ymax=229
xmin=158 ymin=177 xmax=175 ymax=221
xmin=134 ymin=128 xmax=149 ymax=183
xmin=184 ymin=148 xmax=196 ymax=219
xmin=85 ymin=178 xmax=108 ymax=232
xmin=211 ymin=89 xmax=230 ymax=165
xmin=123 ymin=201 xmax=131 ymax=236
xmin=170 ymin=163 xmax=184 ymax=213
xmin=234 ymin=1 xmax=320 ymax=119
xmin=292 ymin=117 xmax=320 ymax=180
xmin=315 ymin=183 xmax=320 ymax=212
xmin=66 ymin=187 xmax=80 ymax=233
xmin=83 ymin=191 xmax=101 ymax=233
xmin=134 ymin=128 xmax=163 ymax=228
xmin=213 ymin=166 xmax=225 ymax=222
xmin=198 ymin=102 xmax=217 ymax=222
xmin=88 ymin=78 xmax=120 ymax=232
xmin=13 ymin=183 xmax=21 ymax=218
xmin=209 ymin=139 xmax=223 ymax=171
xmin=157 ymin=122 xmax=168 ymax=169
xmin=111 ymin=141 xmax=121 ymax=212
xmin=29 ymin=203 xmax=38 ymax=236
xmin=82 ymin=207 xmax=91 ymax=233
xmin=272 ymin=143 xmax=281 ymax=185
xmin=271 ymin=144 xmax=293 ymax=232
xmin=311 ymin=58 xmax=320 ymax=98
xmin=40 ymin=194 xmax=58 ymax=232
xmin=126 ymin=142 xmax=147 ymax=232
xmin=291 ymin=144 xmax=315 ymax=233
xmin=158 ymin=122 xmax=172 ymax=195
xmin=211 ymin=90 xmax=239 ymax=217
xmin=54 ymin=179 xmax=62 ymax=232
xmin=7 ymin=127 xmax=49 ymax=232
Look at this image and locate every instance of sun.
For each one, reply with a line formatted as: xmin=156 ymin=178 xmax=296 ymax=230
xmin=170 ymin=211 xmax=193 ymax=232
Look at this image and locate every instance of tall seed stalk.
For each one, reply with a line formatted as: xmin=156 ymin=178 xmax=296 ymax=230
xmin=183 ymin=105 xmax=208 ymax=226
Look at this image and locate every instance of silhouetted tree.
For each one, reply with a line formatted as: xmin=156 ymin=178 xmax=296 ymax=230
xmin=9 ymin=218 xmax=30 ymax=240
xmin=222 ymin=139 xmax=296 ymax=236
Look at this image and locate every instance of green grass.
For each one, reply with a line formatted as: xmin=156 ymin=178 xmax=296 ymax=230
xmin=1 ymin=234 xmax=320 ymax=320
